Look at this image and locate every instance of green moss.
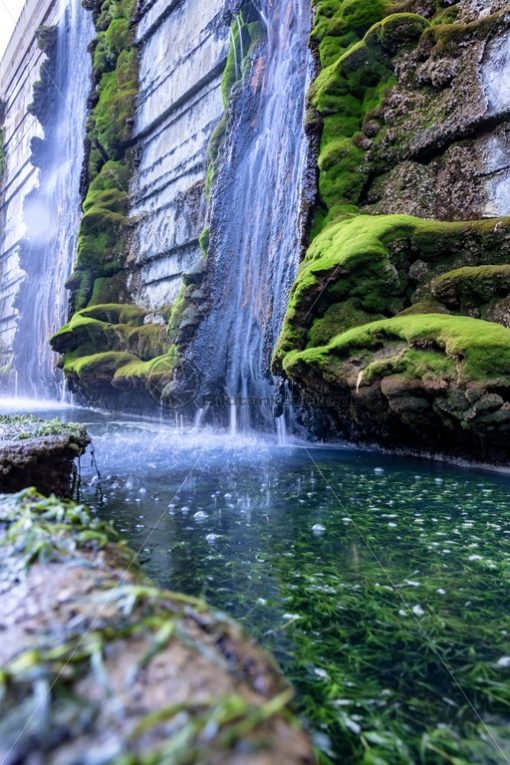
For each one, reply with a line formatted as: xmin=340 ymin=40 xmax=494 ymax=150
xmin=220 ymin=10 xmax=262 ymax=107
xmin=311 ymin=0 xmax=393 ymax=67
xmin=310 ymin=12 xmax=428 ymax=216
xmin=276 ymin=215 xmax=510 ymax=366
xmin=69 ymin=162 xmax=130 ymax=310
xmin=431 ymin=265 xmax=510 ymax=310
xmin=78 ymin=303 xmax=146 ymax=325
xmin=308 ymin=298 xmax=383 ymax=347
xmin=93 ymin=17 xmax=131 ymax=75
xmin=199 ymin=227 xmax=210 ymax=257
xmin=93 ymin=48 xmax=138 ymax=160
xmin=362 ymin=346 xmax=455 ymax=383
xmin=287 ymin=313 xmax=510 ymax=384
xmin=64 ymin=350 xmax=137 ymax=384
xmin=88 ymin=273 xmax=127 ymax=305
xmin=112 ymin=348 xmax=178 ymax=386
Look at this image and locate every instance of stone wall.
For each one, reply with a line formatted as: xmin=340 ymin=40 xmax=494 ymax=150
xmin=128 ymin=0 xmax=229 ymax=308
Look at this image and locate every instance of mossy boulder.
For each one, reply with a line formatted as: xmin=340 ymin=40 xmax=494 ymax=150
xmin=0 ymin=489 xmax=313 ymax=764
xmin=284 ymin=314 xmax=510 ymax=462
xmin=0 ymin=417 xmax=89 ymax=496
xmin=275 ymin=214 xmax=510 ymax=364
xmin=51 ymin=305 xmax=174 ymax=410
xmin=431 ymin=265 xmax=510 ymax=311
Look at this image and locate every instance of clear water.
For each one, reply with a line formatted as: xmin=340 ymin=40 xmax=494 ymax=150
xmin=3 ymin=400 xmax=510 ymax=764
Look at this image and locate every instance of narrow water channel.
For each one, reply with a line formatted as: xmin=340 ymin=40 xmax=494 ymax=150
xmin=5 ymin=400 xmax=510 ymax=764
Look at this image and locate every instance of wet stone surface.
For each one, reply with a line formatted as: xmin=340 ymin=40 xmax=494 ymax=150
xmin=0 ymin=415 xmax=90 ymax=496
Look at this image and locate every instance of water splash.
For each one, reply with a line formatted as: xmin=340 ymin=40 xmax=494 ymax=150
xmin=12 ymin=0 xmax=93 ymax=399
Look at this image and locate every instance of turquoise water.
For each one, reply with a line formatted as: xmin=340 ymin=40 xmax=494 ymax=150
xmin=5 ymin=401 xmax=510 ymax=764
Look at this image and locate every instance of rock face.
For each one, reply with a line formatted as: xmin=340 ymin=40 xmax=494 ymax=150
xmin=0 ymin=490 xmax=314 ymax=765
xmin=0 ymin=416 xmax=90 ymax=496
xmin=276 ymin=0 xmax=510 ymax=463
xmin=47 ymin=0 xmax=230 ymax=410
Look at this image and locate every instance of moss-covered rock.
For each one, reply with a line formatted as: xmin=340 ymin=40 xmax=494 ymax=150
xmin=0 ymin=489 xmax=313 ymax=764
xmin=275 ymin=1 xmax=510 ymax=461
xmin=51 ymin=304 xmax=174 ymax=409
xmin=0 ymin=417 xmax=89 ymax=496
xmin=284 ymin=314 xmax=510 ymax=462
xmin=276 ymin=214 xmax=510 ymax=364
xmin=53 ymin=0 xmax=178 ymax=411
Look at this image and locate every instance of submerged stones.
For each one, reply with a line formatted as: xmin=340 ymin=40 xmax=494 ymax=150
xmin=0 ymin=416 xmax=90 ymax=496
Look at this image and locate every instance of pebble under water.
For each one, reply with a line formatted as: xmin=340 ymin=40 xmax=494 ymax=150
xmin=7 ymin=402 xmax=510 ymax=764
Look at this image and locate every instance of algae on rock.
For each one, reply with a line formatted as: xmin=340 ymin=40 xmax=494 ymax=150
xmin=275 ymin=0 xmax=510 ymax=461
xmin=0 ymin=489 xmax=313 ymax=765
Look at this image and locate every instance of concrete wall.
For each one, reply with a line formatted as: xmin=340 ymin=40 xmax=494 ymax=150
xmin=128 ymin=0 xmax=229 ymax=308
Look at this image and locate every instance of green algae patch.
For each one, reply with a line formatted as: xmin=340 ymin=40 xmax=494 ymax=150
xmin=0 ymin=489 xmax=311 ymax=764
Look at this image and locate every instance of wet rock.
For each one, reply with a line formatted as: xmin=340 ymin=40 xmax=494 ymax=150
xmin=0 ymin=490 xmax=314 ymax=765
xmin=0 ymin=416 xmax=90 ymax=497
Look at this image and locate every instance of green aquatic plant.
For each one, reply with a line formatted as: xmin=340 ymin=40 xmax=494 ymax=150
xmin=159 ymin=452 xmax=510 ymax=765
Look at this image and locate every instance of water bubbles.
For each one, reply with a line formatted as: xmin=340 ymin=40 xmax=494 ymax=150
xmin=436 ymin=588 xmax=446 ymax=595
xmin=180 ymin=506 xmax=190 ymax=515
xmin=312 ymin=523 xmax=326 ymax=535
xmin=468 ymin=554 xmax=483 ymax=561
xmin=138 ymin=487 xmax=147 ymax=496
xmin=412 ymin=605 xmax=425 ymax=617
xmin=496 ymin=656 xmax=510 ymax=668
xmin=194 ymin=511 xmax=209 ymax=522
xmin=314 ymin=667 xmax=330 ymax=680
xmin=374 ymin=468 xmax=384 ymax=476
xmin=205 ymin=533 xmax=219 ymax=543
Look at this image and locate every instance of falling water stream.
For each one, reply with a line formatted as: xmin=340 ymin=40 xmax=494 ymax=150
xmin=191 ymin=0 xmax=313 ymax=432
xmin=12 ymin=0 xmax=93 ymax=399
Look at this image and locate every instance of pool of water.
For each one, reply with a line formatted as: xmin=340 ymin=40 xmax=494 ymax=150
xmin=4 ymin=400 xmax=510 ymax=764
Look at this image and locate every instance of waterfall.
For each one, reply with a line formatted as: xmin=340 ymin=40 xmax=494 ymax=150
xmin=191 ymin=0 xmax=313 ymax=431
xmin=12 ymin=0 xmax=93 ymax=399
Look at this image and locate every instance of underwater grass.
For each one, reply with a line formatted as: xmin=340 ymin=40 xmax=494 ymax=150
xmin=121 ymin=455 xmax=510 ymax=765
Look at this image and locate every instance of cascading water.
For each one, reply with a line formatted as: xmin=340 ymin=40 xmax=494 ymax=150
xmin=12 ymin=0 xmax=93 ymax=399
xmin=190 ymin=0 xmax=313 ymax=432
